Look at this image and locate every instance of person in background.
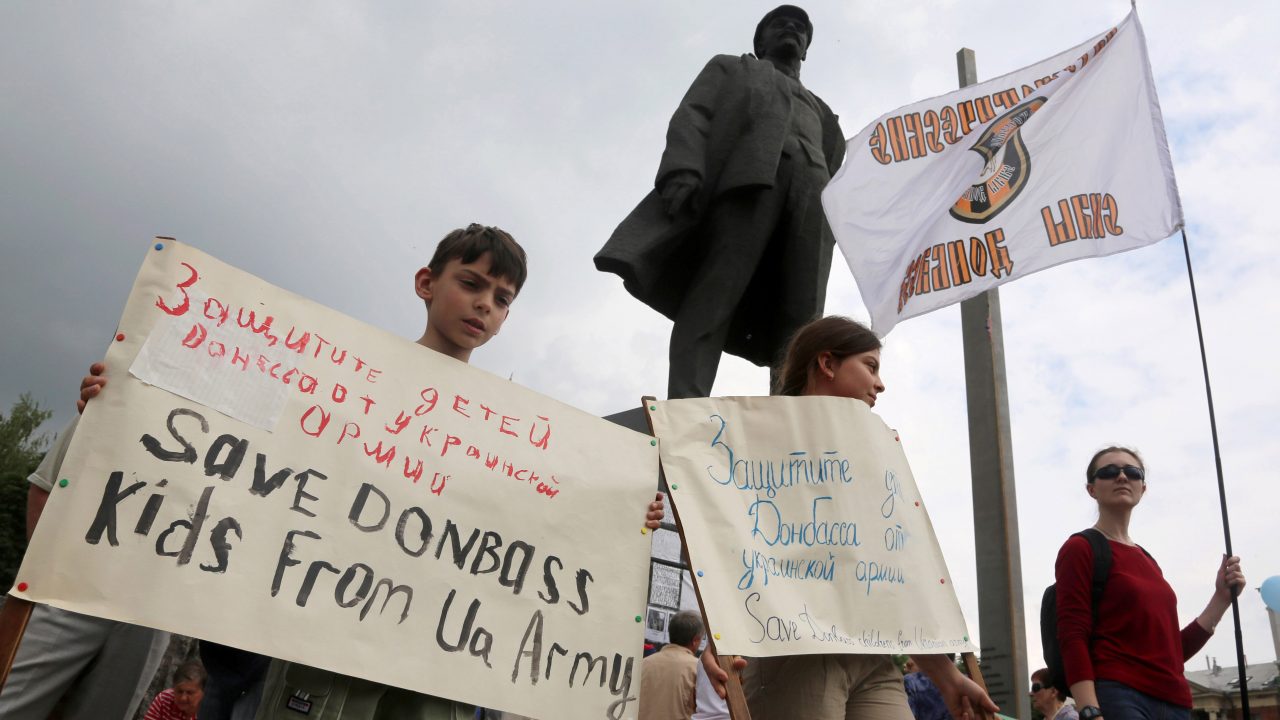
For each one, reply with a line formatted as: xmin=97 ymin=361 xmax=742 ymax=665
xmin=1055 ymin=446 xmax=1245 ymax=720
xmin=1030 ymin=667 xmax=1077 ymax=720
xmin=904 ymin=657 xmax=952 ymax=720
xmin=692 ymin=658 xmax=730 ymax=720
xmin=639 ymin=610 xmax=705 ymax=720
xmin=144 ymin=660 xmax=208 ymax=720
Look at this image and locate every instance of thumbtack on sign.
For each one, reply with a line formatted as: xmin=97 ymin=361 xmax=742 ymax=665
xmin=115 ymin=333 xmax=126 ymax=342
xmin=714 ymin=633 xmax=721 ymax=640
xmin=634 ymin=615 xmax=642 ymax=623
xmin=59 ymin=479 xmax=69 ymax=488
xmin=640 ymin=528 xmax=648 ymax=535
xmin=16 ymin=582 xmax=28 ymax=592
xmin=154 ymin=242 xmax=165 ymax=251
xmin=650 ymin=440 xmax=656 ymax=446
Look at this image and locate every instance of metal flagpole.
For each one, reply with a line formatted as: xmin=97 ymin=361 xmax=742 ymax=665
xmin=955 ymin=47 xmax=1029 ymax=719
xmin=1179 ymin=227 xmax=1250 ymax=716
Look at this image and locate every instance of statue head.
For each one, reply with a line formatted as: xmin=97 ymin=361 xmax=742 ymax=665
xmin=754 ymin=5 xmax=812 ymax=61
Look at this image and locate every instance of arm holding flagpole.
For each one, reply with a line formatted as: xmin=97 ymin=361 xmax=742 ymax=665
xmin=1194 ymin=555 xmax=1246 ymax=635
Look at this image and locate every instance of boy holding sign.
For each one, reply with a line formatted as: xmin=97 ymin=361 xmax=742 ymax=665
xmin=248 ymin=224 xmax=532 ymax=719
xmin=63 ymin=224 xmax=665 ymax=719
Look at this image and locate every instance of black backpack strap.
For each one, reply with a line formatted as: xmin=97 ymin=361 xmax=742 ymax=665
xmin=1076 ymin=528 xmax=1112 ymax=632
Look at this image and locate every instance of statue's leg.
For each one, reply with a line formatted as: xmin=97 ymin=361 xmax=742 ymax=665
xmin=768 ymin=159 xmax=836 ymax=368
xmin=667 ymin=184 xmax=787 ymax=399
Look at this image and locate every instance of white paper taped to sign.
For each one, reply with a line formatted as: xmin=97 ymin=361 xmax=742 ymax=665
xmin=13 ymin=240 xmax=658 ymax=720
xmin=649 ymin=396 xmax=975 ymax=657
xmin=131 ymin=289 xmax=295 ymax=431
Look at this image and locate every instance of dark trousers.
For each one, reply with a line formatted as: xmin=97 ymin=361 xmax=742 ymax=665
xmin=199 ymin=642 xmax=270 ymax=720
xmin=667 ymin=154 xmax=830 ymax=398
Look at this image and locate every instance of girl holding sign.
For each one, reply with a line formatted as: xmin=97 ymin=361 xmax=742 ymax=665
xmin=1055 ymin=447 xmax=1245 ymax=720
xmin=704 ymin=316 xmax=998 ymax=720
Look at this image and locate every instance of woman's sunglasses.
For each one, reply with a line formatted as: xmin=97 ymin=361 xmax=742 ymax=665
xmin=1090 ymin=464 xmax=1145 ymax=482
xmin=1031 ymin=683 xmax=1045 ymax=692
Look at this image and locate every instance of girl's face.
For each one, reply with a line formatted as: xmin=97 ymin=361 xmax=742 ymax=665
xmin=172 ymin=679 xmax=204 ymax=716
xmin=811 ymin=349 xmax=885 ymax=407
xmin=1086 ymin=450 xmax=1146 ymax=508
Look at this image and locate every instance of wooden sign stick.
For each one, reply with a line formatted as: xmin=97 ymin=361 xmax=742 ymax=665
xmin=0 ymin=597 xmax=34 ymax=693
xmin=962 ymin=651 xmax=997 ymax=720
xmin=642 ymin=397 xmax=751 ymax=720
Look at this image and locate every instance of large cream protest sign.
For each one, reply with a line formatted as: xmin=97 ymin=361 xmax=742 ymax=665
xmin=649 ymin=396 xmax=974 ymax=656
xmin=12 ymin=240 xmax=657 ymax=720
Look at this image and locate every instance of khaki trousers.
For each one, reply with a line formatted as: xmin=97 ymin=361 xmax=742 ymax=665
xmin=742 ymin=654 xmax=911 ymax=720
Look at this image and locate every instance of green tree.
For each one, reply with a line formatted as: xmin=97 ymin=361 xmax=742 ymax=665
xmin=0 ymin=393 xmax=53 ymax=475
xmin=0 ymin=394 xmax=53 ymax=591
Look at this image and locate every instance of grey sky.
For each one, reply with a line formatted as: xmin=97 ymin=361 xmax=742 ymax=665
xmin=2 ymin=0 xmax=1277 ymax=679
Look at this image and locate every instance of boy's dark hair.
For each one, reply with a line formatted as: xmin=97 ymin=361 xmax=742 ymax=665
xmin=173 ymin=659 xmax=207 ymax=687
xmin=427 ymin=224 xmax=528 ymax=294
xmin=668 ymin=609 xmax=704 ymax=647
xmin=775 ymin=315 xmax=881 ymax=396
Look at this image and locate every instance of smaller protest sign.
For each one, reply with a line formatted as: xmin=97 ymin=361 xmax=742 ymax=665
xmin=649 ymin=395 xmax=974 ymax=657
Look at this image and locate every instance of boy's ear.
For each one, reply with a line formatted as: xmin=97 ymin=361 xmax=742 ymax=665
xmin=414 ymin=267 xmax=434 ymax=303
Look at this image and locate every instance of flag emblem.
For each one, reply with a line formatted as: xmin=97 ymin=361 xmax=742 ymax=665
xmin=950 ymin=97 xmax=1046 ymax=224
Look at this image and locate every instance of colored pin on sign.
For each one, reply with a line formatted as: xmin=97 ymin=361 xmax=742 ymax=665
xmin=59 ymin=479 xmax=69 ymax=488
xmin=154 ymin=242 xmax=165 ymax=251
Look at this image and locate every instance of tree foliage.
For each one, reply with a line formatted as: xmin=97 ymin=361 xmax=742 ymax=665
xmin=0 ymin=394 xmax=53 ymax=591
xmin=0 ymin=393 xmax=53 ymax=476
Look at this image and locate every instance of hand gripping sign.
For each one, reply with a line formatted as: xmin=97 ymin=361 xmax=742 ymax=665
xmin=11 ymin=240 xmax=658 ymax=720
xmin=648 ymin=396 xmax=974 ymax=657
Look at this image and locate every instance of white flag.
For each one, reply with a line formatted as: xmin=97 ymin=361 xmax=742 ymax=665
xmin=822 ymin=11 xmax=1181 ymax=335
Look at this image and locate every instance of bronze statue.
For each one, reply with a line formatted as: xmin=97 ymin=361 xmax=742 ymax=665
xmin=595 ymin=5 xmax=846 ymax=398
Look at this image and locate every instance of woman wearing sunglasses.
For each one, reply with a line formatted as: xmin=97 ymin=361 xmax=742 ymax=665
xmin=1055 ymin=447 xmax=1245 ymax=720
xmin=1030 ymin=668 xmax=1076 ymax=720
